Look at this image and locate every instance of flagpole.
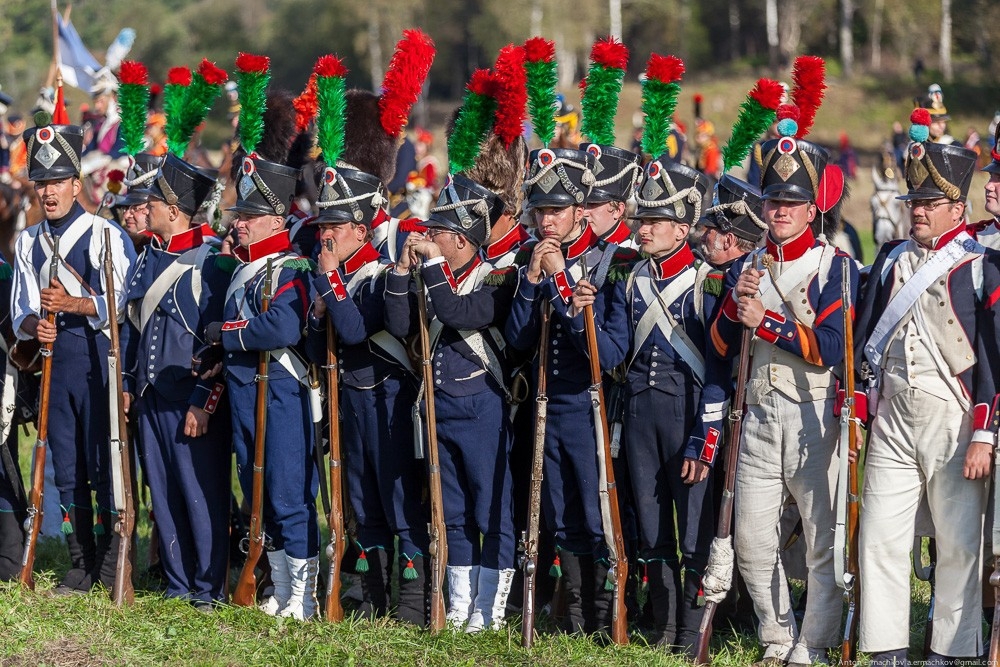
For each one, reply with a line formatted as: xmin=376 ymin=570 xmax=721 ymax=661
xmin=49 ymin=0 xmax=61 ymax=88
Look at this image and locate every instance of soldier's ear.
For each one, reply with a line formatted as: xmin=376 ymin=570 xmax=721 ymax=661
xmin=806 ymin=203 xmax=817 ymax=223
xmin=71 ymin=177 xmax=82 ymax=197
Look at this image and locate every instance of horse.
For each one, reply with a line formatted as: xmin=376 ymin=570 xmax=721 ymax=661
xmin=0 ymin=175 xmax=43 ymax=263
xmin=871 ymin=158 xmax=906 ymax=251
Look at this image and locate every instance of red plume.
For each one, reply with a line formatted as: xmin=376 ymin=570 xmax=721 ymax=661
xmin=149 ymin=83 xmax=163 ymax=97
xmin=167 ymin=67 xmax=192 ymax=87
xmin=467 ymin=69 xmax=498 ymax=98
xmin=315 ymin=54 xmax=348 ymax=78
xmin=235 ymin=52 xmax=270 ymax=74
xmin=590 ymin=36 xmax=628 ymax=70
xmin=910 ymin=108 xmax=931 ymax=126
xmin=197 ymin=59 xmax=228 ymax=86
xmin=749 ymin=79 xmax=784 ymax=110
xmin=378 ymin=29 xmax=436 ymax=138
xmin=119 ymin=61 xmax=148 ymax=86
xmin=790 ymin=55 xmax=826 ymax=138
xmin=693 ymin=93 xmax=703 ymax=105
xmin=645 ymin=54 xmax=684 ymax=84
xmin=293 ymin=73 xmax=319 ymax=133
xmin=398 ymin=218 xmax=429 ymax=233
xmin=523 ymin=37 xmax=555 ymax=63
xmin=492 ymin=44 xmax=528 ymax=148
xmin=107 ymin=169 xmax=125 ymax=183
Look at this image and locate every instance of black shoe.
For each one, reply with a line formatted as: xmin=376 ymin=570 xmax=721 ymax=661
xmin=395 ymin=553 xmax=430 ymax=628
xmin=357 ymin=546 xmax=393 ymax=619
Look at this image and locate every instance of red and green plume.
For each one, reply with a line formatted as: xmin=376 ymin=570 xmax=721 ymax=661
xmin=293 ymin=73 xmax=319 ymax=134
xmin=235 ymin=52 xmax=271 ymax=155
xmin=167 ymin=59 xmax=227 ymax=157
xmin=313 ymin=55 xmax=349 ymax=166
xmin=722 ymin=78 xmax=783 ymax=171
xmin=493 ymin=45 xmax=528 ymax=150
xmin=790 ymin=55 xmax=826 ymax=139
xmin=522 ymin=37 xmax=557 ymax=147
xmin=117 ymin=60 xmax=150 ymax=157
xmin=580 ymin=37 xmax=629 ymax=146
xmin=163 ymin=67 xmax=191 ymax=156
xmin=448 ymin=69 xmax=499 ymax=174
xmin=640 ymin=54 xmax=684 ymax=157
xmin=378 ymin=29 xmax=436 ymax=138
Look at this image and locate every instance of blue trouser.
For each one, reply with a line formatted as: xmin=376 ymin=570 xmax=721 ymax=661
xmin=48 ymin=332 xmax=113 ymax=513
xmin=229 ymin=373 xmax=319 ymax=559
xmin=624 ymin=388 xmax=712 ymax=568
xmin=342 ymin=376 xmax=428 ymax=557
xmin=435 ymin=388 xmax=514 ymax=569
xmin=541 ymin=391 xmax=606 ymax=556
xmin=136 ymin=389 xmax=232 ymax=602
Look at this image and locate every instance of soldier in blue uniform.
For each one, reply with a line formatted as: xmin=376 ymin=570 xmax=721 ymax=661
xmin=504 ymin=147 xmax=633 ymax=635
xmin=204 ymin=154 xmax=319 ymax=620
xmin=623 ymin=156 xmax=727 ymax=654
xmin=11 ymin=118 xmax=136 ymax=592
xmin=304 ymin=160 xmax=430 ymax=627
xmin=581 ymin=143 xmax=642 ymax=249
xmin=386 ymin=174 xmax=517 ymax=632
xmin=0 ymin=254 xmax=24 ymax=582
xmin=121 ymin=153 xmax=233 ymax=609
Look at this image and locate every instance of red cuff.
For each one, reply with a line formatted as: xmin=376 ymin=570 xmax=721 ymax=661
xmin=700 ymin=427 xmax=721 ymax=465
xmin=220 ymin=320 xmax=249 ymax=331
xmin=974 ymin=401 xmax=991 ymax=432
xmin=756 ymin=310 xmax=793 ymax=343
xmin=721 ymin=291 xmax=740 ymax=321
xmin=834 ymin=389 xmax=868 ymax=422
xmin=327 ymin=271 xmax=348 ymax=302
xmin=204 ymin=383 xmax=224 ymax=414
xmin=553 ymin=270 xmax=574 ymax=304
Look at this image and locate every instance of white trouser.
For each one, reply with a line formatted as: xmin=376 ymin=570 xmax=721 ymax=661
xmin=859 ymin=387 xmax=987 ymax=656
xmin=734 ymin=392 xmax=841 ymax=655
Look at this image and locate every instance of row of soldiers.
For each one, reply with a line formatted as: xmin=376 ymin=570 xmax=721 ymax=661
xmin=2 ymin=39 xmax=1000 ymax=667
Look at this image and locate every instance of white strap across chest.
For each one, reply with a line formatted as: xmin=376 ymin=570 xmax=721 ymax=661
xmin=137 ymin=244 xmax=214 ymax=331
xmin=38 ymin=214 xmax=111 ymax=338
xmin=630 ymin=261 xmax=704 ymax=383
xmin=753 ymin=245 xmax=825 ymax=313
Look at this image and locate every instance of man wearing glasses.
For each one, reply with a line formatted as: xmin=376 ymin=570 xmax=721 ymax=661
xmin=854 ymin=111 xmax=1000 ymax=665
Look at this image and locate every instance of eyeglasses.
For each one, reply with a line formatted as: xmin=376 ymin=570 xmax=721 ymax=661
xmin=426 ymin=228 xmax=458 ymax=238
xmin=905 ymin=199 xmax=954 ymax=211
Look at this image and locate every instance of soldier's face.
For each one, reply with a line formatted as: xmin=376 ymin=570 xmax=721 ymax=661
xmin=533 ymin=205 xmax=583 ymax=243
xmin=234 ymin=212 xmax=283 ymax=247
xmin=908 ymin=198 xmax=965 ymax=246
xmin=320 ymin=223 xmax=366 ymax=262
xmin=637 ymin=218 xmax=688 ymax=257
xmin=762 ymin=199 xmax=815 ymax=243
xmin=584 ymin=200 xmax=626 ymax=236
xmin=929 ymin=119 xmax=947 ymax=139
xmin=985 ymin=173 xmax=1000 ymax=218
xmin=34 ymin=177 xmax=81 ymax=221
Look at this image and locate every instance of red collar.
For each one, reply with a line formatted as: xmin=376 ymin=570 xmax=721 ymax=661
xmin=288 ymin=201 xmax=310 ymax=222
xmin=601 ymin=220 xmax=633 ymax=245
xmin=234 ymin=230 xmax=293 ymax=262
xmin=968 ymin=219 xmax=1000 ymax=237
xmin=652 ymin=244 xmax=695 ymax=280
xmin=343 ymin=242 xmax=381 ymax=275
xmin=485 ymin=224 xmax=530 ymax=260
xmin=766 ymin=227 xmax=816 ymax=262
xmin=563 ymin=226 xmax=598 ymax=261
xmin=919 ymin=220 xmax=967 ymax=251
xmin=454 ymin=256 xmax=483 ymax=284
xmin=162 ymin=225 xmax=205 ymax=253
xmin=199 ymin=222 xmax=217 ymax=238
xmin=371 ymin=209 xmax=391 ymax=229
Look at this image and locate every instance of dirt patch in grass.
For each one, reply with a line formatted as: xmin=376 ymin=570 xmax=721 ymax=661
xmin=1 ymin=637 xmax=106 ymax=667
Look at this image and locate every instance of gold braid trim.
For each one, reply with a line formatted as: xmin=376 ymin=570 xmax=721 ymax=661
xmin=798 ymin=147 xmax=819 ymax=199
xmin=924 ymin=155 xmax=962 ymax=201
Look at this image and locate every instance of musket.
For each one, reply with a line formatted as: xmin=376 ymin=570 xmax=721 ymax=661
xmin=232 ymin=258 xmax=274 ymax=607
xmin=694 ymin=322 xmax=753 ymax=664
xmin=18 ymin=236 xmax=60 ymax=590
xmin=415 ymin=268 xmax=447 ymax=633
xmin=104 ymin=228 xmax=135 ymax=606
xmin=580 ymin=263 xmax=628 ymax=645
xmin=323 ymin=321 xmax=345 ymax=622
xmin=837 ymin=257 xmax=861 ymax=665
xmin=520 ymin=303 xmax=551 ymax=649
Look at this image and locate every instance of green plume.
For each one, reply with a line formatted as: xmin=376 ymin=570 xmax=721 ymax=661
xmin=118 ymin=83 xmax=149 ymax=157
xmin=315 ymin=73 xmax=346 ymax=166
xmin=448 ymin=70 xmax=498 ymax=174
xmin=721 ymin=79 xmax=784 ymax=172
xmin=581 ymin=65 xmax=624 ymax=145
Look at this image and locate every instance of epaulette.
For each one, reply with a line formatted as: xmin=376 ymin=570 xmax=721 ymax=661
xmin=0 ymin=262 xmax=12 ymax=281
xmin=214 ymin=254 xmax=238 ymax=275
xmin=283 ymin=257 xmax=318 ymax=272
xmin=483 ymin=266 xmax=518 ymax=287
xmin=606 ymin=259 xmax=632 ymax=284
xmin=511 ymin=241 xmax=538 ymax=268
xmin=703 ymin=269 xmax=725 ymax=297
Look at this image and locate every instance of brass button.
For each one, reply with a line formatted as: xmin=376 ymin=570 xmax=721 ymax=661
xmin=948 ymin=319 xmax=954 ymax=324
xmin=800 ymin=288 xmax=806 ymax=293
xmin=958 ymin=337 xmax=963 ymax=342
xmin=806 ymin=310 xmax=812 ymax=315
xmin=939 ymin=301 xmax=946 ymax=307
xmin=939 ymin=280 xmax=946 ymax=286
xmin=801 ymin=299 xmax=807 ymax=304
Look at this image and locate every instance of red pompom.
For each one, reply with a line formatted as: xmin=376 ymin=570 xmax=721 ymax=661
xmin=118 ymin=61 xmax=148 ymax=86
xmin=776 ymin=104 xmax=800 ymax=122
xmin=466 ymin=69 xmax=498 ymax=98
xmin=235 ymin=52 xmax=270 ymax=74
xmin=149 ymin=83 xmax=163 ymax=97
xmin=197 ymin=59 xmax=228 ymax=86
xmin=107 ymin=169 xmax=125 ymax=183
xmin=910 ymin=108 xmax=931 ymax=126
xmin=378 ymin=29 xmax=436 ymax=137
xmin=398 ymin=218 xmax=428 ymax=233
xmin=314 ymin=54 xmax=347 ymax=78
xmin=749 ymin=78 xmax=784 ymax=111
xmin=694 ymin=93 xmax=704 ymax=104
xmin=492 ymin=44 xmax=528 ymax=148
xmin=523 ymin=37 xmax=555 ymax=63
xmin=590 ymin=37 xmax=629 ymax=71
xmin=293 ymin=73 xmax=319 ymax=133
xmin=645 ymin=54 xmax=684 ymax=84
xmin=167 ymin=67 xmax=192 ymax=87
